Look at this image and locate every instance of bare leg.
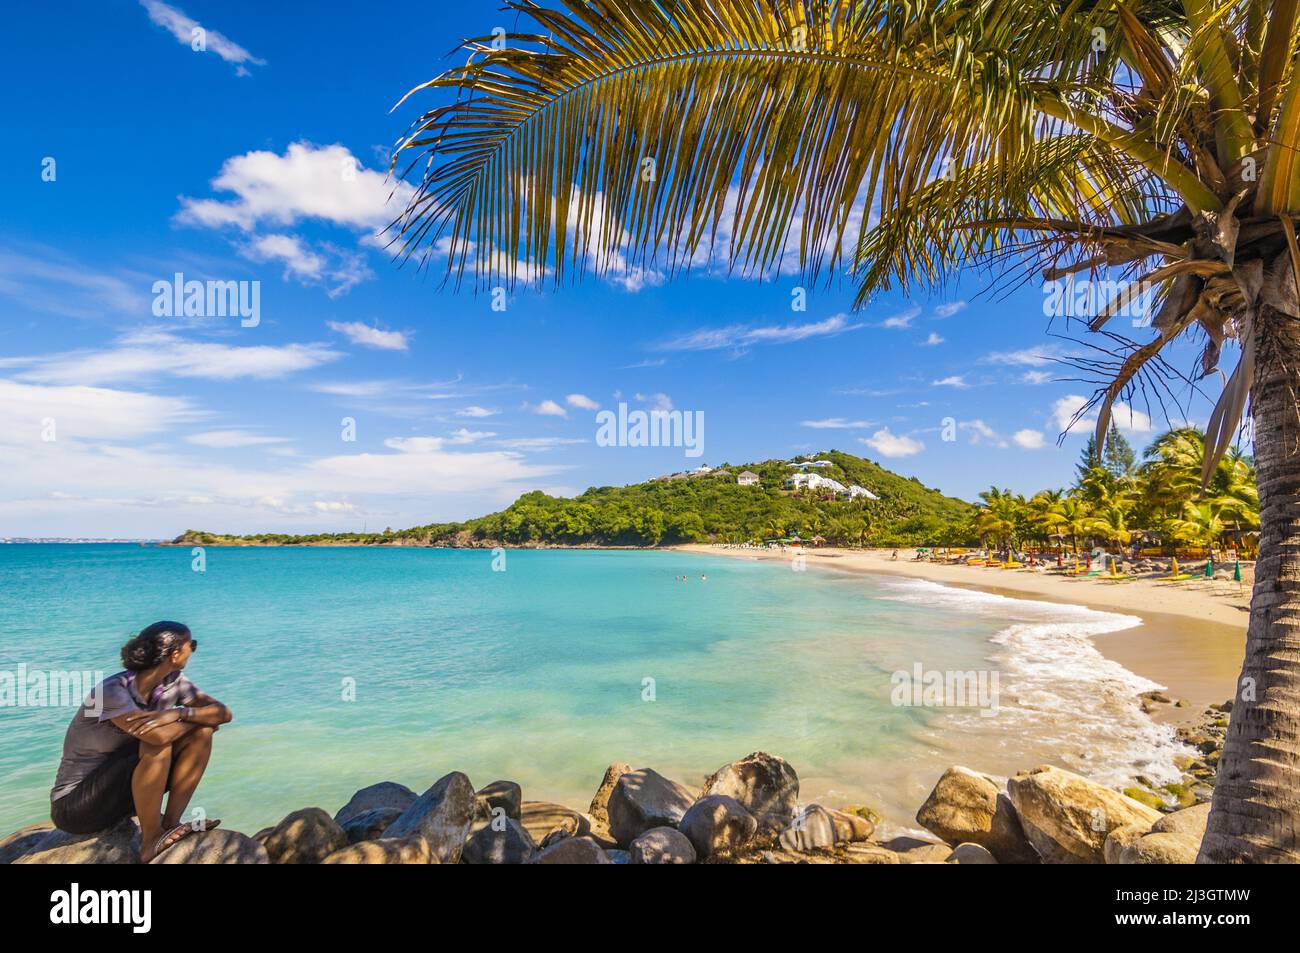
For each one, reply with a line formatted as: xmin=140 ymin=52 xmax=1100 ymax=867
xmin=162 ymin=726 xmax=215 ymax=829
xmin=133 ymin=740 xmax=173 ymax=858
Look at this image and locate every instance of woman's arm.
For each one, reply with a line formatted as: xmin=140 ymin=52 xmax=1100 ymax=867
xmin=183 ymin=690 xmax=234 ymax=727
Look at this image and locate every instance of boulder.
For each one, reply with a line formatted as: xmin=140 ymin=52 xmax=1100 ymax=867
xmin=606 ymin=769 xmax=696 ymax=846
xmin=606 ymin=849 xmax=632 ymax=864
xmin=1007 ymin=765 xmax=1162 ymax=864
xmin=151 ymin=828 xmax=268 ymax=864
xmin=1110 ymin=831 xmax=1199 ymax=865
xmin=1152 ymin=802 xmax=1211 ymax=841
xmin=629 ymin=826 xmax=697 ymax=864
xmin=461 ymin=817 xmax=537 ymax=864
xmin=947 ymin=842 xmax=998 ymax=864
xmin=14 ymin=817 xmax=140 ymax=864
xmin=880 ymin=835 xmax=953 ymax=864
xmin=678 ymin=795 xmax=757 ymax=859
xmin=334 ymin=781 xmax=417 ymax=826
xmin=322 ymin=835 xmax=437 ymax=864
xmin=699 ymin=752 xmax=798 ymax=831
xmin=520 ymin=801 xmax=592 ymax=845
xmin=842 ymin=843 xmax=901 ymax=864
xmin=341 ymin=806 xmax=403 ymax=843
xmin=476 ymin=780 xmax=522 ymax=821
xmin=588 ymin=762 xmax=633 ymax=828
xmin=916 ymin=766 xmax=1038 ymax=863
xmin=257 ymin=808 xmax=348 ymax=864
xmin=528 ymin=835 xmax=612 ymax=864
xmin=381 ymin=771 xmax=477 ymax=863
xmin=778 ymin=804 xmax=838 ymax=852
xmin=1103 ymin=824 xmax=1148 ymax=865
xmin=0 ymin=823 xmax=55 ymax=865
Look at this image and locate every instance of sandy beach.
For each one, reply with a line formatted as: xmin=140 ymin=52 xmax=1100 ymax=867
xmin=673 ymin=543 xmax=1247 ymax=718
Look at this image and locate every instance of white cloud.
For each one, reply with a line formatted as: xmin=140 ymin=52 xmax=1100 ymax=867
xmin=984 ymin=344 xmax=1073 ymax=367
xmin=1013 ymin=429 xmax=1046 ymax=449
xmin=0 ymin=379 xmax=201 ymax=443
xmin=1050 ymin=394 xmax=1153 ymax=435
xmin=933 ymin=301 xmax=967 ymax=318
xmin=801 ymin=418 xmax=873 ymax=429
xmin=327 ymin=321 xmax=409 ymax=351
xmin=186 ymin=430 xmax=290 ymax=449
xmin=635 ymin=392 xmax=674 ymax=411
xmin=1022 ymin=370 xmax=1053 ymax=385
xmin=566 ymin=393 xmax=600 ymax=410
xmin=960 ymin=419 xmax=1007 ymax=448
xmin=880 ymin=306 xmax=920 ymax=329
xmin=656 ymin=314 xmax=862 ymax=352
xmin=139 ymin=1 xmax=265 ymax=71
xmin=448 ymin=428 xmax=495 ymax=444
xmin=931 ymin=375 xmax=969 ymax=388
xmin=920 ymin=332 xmax=944 ymax=346
xmin=456 ymin=405 xmax=498 ymax=418
xmin=8 ymin=331 xmax=341 ymax=386
xmin=530 ymin=400 xmax=568 ymax=418
xmin=177 ymin=142 xmax=414 ymax=234
xmin=861 ymin=428 xmax=924 ymax=458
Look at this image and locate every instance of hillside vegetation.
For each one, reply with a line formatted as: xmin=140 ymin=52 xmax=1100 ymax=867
xmin=175 ymin=450 xmax=975 ymax=548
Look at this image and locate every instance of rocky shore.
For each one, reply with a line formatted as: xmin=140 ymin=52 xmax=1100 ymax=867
xmin=1 ymin=733 xmax=1226 ymax=864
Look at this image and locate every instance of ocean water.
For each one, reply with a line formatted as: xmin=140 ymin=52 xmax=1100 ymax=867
xmin=0 ymin=545 xmax=1182 ymax=835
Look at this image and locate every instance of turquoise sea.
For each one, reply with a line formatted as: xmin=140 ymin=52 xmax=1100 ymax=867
xmin=0 ymin=545 xmax=1183 ymax=835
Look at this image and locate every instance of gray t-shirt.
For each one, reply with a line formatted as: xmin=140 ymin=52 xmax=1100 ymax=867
xmin=51 ymin=669 xmax=199 ymax=801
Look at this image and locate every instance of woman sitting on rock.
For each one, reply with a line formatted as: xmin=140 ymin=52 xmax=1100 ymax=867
xmin=49 ymin=621 xmax=234 ymax=862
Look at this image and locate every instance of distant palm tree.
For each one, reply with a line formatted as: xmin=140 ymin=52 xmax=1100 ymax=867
xmin=392 ymin=0 xmax=1300 ymax=862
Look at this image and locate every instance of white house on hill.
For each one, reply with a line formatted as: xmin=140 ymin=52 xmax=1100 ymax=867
xmin=737 ymin=470 xmax=760 ymax=486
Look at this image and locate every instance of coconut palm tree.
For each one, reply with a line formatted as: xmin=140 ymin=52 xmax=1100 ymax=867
xmin=391 ymin=0 xmax=1300 ymax=862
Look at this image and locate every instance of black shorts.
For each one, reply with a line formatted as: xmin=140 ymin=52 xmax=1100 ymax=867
xmin=50 ymin=744 xmax=150 ymax=835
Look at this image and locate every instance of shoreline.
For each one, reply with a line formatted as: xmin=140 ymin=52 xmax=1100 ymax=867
xmin=672 ymin=544 xmax=1245 ymax=724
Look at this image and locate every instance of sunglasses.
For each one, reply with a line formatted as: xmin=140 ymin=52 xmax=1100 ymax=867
xmin=187 ymin=638 xmax=199 ymax=652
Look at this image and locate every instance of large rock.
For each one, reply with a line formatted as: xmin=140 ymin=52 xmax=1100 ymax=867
xmin=699 ymin=752 xmax=798 ymax=832
xmin=322 ymin=835 xmax=437 ymax=864
xmin=881 ymin=835 xmax=954 ymax=864
xmin=520 ymin=801 xmax=592 ymax=845
xmin=151 ymin=828 xmax=268 ymax=864
xmin=257 ymin=808 xmax=348 ymax=864
xmin=14 ymin=818 xmax=140 ymax=864
xmin=629 ymin=826 xmax=696 ymax=864
xmin=461 ymin=817 xmax=537 ymax=864
xmin=341 ymin=806 xmax=403 ymax=843
xmin=1109 ymin=831 xmax=1199 ymax=865
xmin=0 ymin=823 xmax=55 ymax=865
xmin=607 ymin=769 xmax=696 ymax=846
xmin=1152 ymin=802 xmax=1211 ymax=841
xmin=528 ymin=835 xmax=612 ymax=864
xmin=678 ymin=795 xmax=757 ymax=859
xmin=380 ymin=771 xmax=477 ymax=863
xmin=588 ymin=762 xmax=633 ymax=828
xmin=779 ymin=803 xmax=874 ymax=852
xmin=1102 ymin=824 xmax=1147 ymax=864
xmin=916 ymin=766 xmax=1038 ymax=863
xmin=476 ymin=781 xmax=522 ymax=821
xmin=1006 ymin=765 xmax=1163 ymax=863
xmin=947 ymin=842 xmax=998 ymax=864
xmin=334 ymin=781 xmax=418 ymax=825
xmin=842 ymin=843 xmax=902 ymax=864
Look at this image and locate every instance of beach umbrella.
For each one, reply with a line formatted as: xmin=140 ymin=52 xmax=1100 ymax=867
xmin=1205 ymin=556 xmax=1214 ymax=578
xmin=1171 ymin=557 xmax=1180 ymax=577
xmin=1234 ymin=559 xmax=1242 ymax=582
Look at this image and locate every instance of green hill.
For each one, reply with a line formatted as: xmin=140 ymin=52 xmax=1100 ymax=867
xmin=175 ymin=450 xmax=976 ymax=548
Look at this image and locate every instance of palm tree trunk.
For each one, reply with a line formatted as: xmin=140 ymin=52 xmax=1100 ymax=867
xmin=1199 ymin=298 xmax=1300 ymax=863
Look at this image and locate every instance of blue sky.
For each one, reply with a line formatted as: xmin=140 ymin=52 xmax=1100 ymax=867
xmin=0 ymin=0 xmax=1222 ymax=538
